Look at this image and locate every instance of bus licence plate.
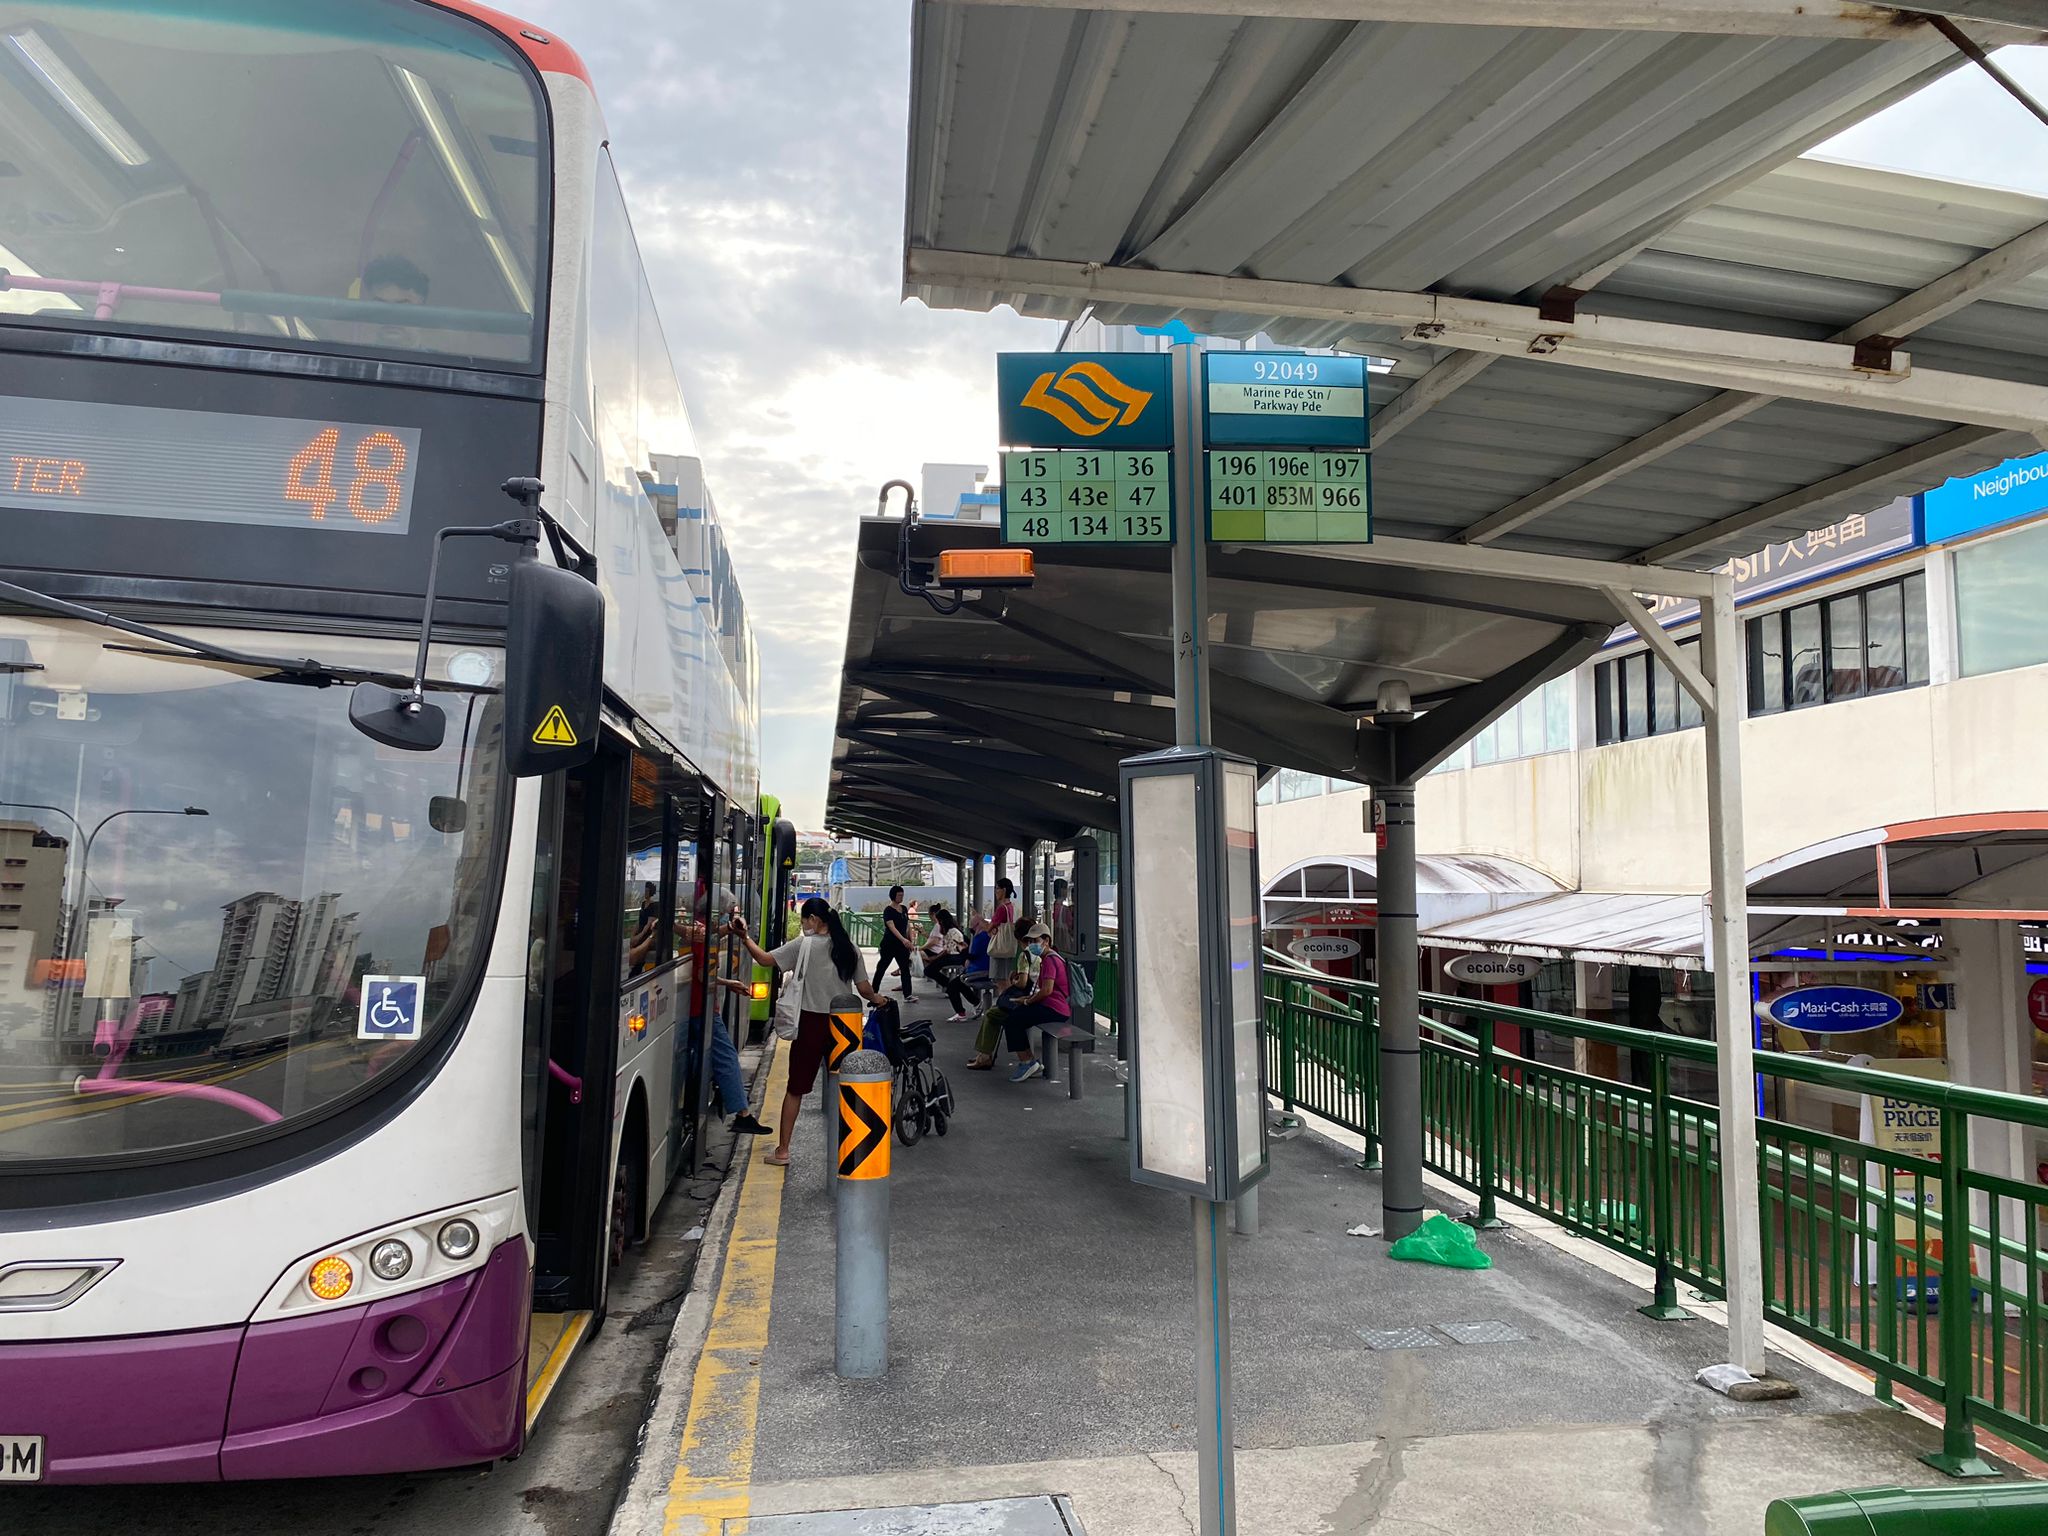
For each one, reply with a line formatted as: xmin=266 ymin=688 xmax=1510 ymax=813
xmin=0 ymin=1436 xmax=43 ymax=1482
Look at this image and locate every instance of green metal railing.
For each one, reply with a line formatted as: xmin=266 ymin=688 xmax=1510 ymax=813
xmin=1261 ymin=956 xmax=2048 ymax=1472
xmin=843 ymin=910 xmax=883 ymax=948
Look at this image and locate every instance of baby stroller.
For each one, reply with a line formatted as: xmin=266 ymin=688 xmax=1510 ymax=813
xmin=869 ymin=999 xmax=954 ymax=1145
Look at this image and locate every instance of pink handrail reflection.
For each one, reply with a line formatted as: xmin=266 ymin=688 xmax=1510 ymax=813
xmin=75 ymin=1075 xmax=283 ymax=1124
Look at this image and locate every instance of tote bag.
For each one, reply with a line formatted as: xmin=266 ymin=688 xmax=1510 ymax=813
xmin=988 ymin=909 xmax=1019 ymax=962
xmin=773 ymin=938 xmax=809 ymax=1041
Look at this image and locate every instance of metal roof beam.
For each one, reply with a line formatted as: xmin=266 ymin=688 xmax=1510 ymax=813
xmin=846 ymin=730 xmax=1120 ymax=797
xmin=826 ymin=812 xmax=981 ymax=864
xmin=836 ymin=781 xmax=1063 ymax=846
xmin=1285 ymin=533 xmax=1718 ymax=599
xmin=973 ymin=593 xmax=1374 ymax=779
xmin=831 ymin=789 xmax=1044 ymax=849
xmin=905 ymin=249 xmax=2048 ymax=435
xmin=1393 ymin=622 xmax=1613 ymax=782
xmin=849 ymin=671 xmax=1166 ymax=752
xmin=934 ymin=0 xmax=2046 ymax=44
xmin=1633 ymin=423 xmax=2003 ymax=565
xmin=1369 ymin=351 xmax=1497 ymax=446
xmin=842 ymin=761 xmax=1116 ymax=829
xmin=1458 ymin=210 xmax=2048 ymax=545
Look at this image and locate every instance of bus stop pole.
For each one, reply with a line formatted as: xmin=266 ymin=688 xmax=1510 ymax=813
xmin=1170 ymin=339 xmax=1236 ymax=1536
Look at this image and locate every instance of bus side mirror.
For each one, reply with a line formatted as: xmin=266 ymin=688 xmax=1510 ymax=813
xmin=503 ymin=558 xmax=604 ymax=777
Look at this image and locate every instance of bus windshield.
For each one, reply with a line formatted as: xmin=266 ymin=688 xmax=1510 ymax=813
xmin=0 ymin=616 xmax=504 ymax=1165
xmin=0 ymin=1 xmax=547 ymax=369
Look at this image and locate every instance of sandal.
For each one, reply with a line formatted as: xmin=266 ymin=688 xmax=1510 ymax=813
xmin=966 ymin=1055 xmax=995 ymax=1071
xmin=763 ymin=1148 xmax=790 ymax=1166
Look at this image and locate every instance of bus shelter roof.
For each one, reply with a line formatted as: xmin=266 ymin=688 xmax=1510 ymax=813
xmin=904 ymin=3 xmax=2048 ymax=567
xmin=831 ymin=3 xmax=2048 ymax=851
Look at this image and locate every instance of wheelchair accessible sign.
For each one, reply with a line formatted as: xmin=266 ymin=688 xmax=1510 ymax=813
xmin=358 ymin=975 xmax=426 ymax=1041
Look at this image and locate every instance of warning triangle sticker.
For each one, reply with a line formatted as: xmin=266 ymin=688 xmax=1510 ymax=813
xmin=532 ymin=706 xmax=579 ymax=747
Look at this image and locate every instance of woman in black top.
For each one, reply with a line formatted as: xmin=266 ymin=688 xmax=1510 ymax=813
xmin=873 ymin=884 xmax=916 ymax=1000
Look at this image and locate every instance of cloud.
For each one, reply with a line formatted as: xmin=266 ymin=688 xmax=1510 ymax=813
xmin=509 ymin=0 xmax=1052 ymax=826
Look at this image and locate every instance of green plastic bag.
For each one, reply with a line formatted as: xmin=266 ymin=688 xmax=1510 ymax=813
xmin=1387 ymin=1213 xmax=1493 ymax=1270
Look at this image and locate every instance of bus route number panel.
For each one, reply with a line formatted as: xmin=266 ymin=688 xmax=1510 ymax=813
xmin=1001 ymin=449 xmax=1174 ymax=545
xmin=1206 ymin=450 xmax=1371 ymax=544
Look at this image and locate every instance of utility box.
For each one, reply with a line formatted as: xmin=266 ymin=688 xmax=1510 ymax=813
xmin=1117 ymin=746 xmax=1267 ymax=1202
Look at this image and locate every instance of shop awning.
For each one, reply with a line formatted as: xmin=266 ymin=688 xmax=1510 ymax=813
xmin=1748 ymin=813 xmax=2048 ymax=921
xmin=1418 ymin=890 xmax=1710 ymax=970
xmin=1262 ymin=852 xmax=1562 ymax=930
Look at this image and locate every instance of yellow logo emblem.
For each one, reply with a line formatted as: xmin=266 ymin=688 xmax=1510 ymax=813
xmin=1021 ymin=360 xmax=1154 ymax=437
xmin=532 ymin=706 xmax=579 ymax=747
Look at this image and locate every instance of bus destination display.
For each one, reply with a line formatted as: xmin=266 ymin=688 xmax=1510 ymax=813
xmin=0 ymin=395 xmax=422 ymax=535
xmin=1001 ymin=449 xmax=1173 ymax=545
xmin=1207 ymin=450 xmax=1371 ymax=544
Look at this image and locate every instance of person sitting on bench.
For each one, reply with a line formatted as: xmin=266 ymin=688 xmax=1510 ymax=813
xmin=985 ymin=921 xmax=1071 ymax=1084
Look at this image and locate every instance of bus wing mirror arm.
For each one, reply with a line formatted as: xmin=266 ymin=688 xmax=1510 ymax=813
xmin=348 ymin=511 xmax=542 ymax=752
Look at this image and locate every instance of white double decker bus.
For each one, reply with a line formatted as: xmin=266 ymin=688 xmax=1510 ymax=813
xmin=0 ymin=1 xmax=763 ymax=1482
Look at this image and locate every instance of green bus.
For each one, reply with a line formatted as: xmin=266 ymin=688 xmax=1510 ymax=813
xmin=750 ymin=795 xmax=799 ymax=1030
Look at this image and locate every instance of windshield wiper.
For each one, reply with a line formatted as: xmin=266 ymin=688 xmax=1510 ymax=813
xmin=0 ymin=575 xmax=396 ymax=689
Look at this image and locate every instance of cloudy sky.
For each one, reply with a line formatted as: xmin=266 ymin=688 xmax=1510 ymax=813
xmin=508 ymin=5 xmax=2048 ymax=829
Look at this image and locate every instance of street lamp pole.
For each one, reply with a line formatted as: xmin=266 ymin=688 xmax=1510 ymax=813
xmin=73 ymin=807 xmax=209 ymax=1041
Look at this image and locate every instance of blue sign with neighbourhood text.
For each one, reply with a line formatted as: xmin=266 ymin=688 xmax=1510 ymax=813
xmin=1762 ymin=985 xmax=1904 ymax=1034
xmin=1922 ymin=450 xmax=2048 ymax=545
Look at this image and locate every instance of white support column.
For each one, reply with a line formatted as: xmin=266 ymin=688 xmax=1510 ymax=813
xmin=1948 ymin=920 xmax=2031 ymax=1297
xmin=1699 ymin=572 xmax=1767 ymax=1380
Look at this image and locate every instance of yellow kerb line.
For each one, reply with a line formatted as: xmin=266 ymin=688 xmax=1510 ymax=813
xmin=662 ymin=1040 xmax=791 ymax=1536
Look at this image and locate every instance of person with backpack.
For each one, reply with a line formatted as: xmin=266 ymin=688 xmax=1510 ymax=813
xmin=730 ymin=897 xmax=878 ymax=1166
xmin=987 ymin=920 xmax=1071 ymax=1082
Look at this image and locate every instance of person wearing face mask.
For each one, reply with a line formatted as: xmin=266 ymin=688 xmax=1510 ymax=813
xmin=731 ymin=897 xmax=878 ymax=1165
xmin=988 ymin=919 xmax=1072 ymax=1083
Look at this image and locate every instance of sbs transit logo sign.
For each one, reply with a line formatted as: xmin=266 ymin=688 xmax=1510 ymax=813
xmin=1022 ymin=361 xmax=1154 ymax=437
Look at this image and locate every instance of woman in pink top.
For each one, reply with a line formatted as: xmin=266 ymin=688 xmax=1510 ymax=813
xmin=996 ymin=919 xmax=1071 ymax=1083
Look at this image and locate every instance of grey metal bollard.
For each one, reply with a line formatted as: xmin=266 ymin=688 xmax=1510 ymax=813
xmin=1234 ymin=1186 xmax=1259 ymax=1236
xmin=834 ymin=1048 xmax=892 ymax=1379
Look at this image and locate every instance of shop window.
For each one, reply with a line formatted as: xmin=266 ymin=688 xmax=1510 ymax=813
xmin=1956 ymin=519 xmax=2048 ymax=677
xmin=1603 ymin=572 xmax=1926 ymax=744
xmin=1749 ymin=573 xmax=1926 ymax=716
xmin=1275 ymin=768 xmax=1328 ymax=801
xmin=1472 ymin=675 xmax=1574 ymax=763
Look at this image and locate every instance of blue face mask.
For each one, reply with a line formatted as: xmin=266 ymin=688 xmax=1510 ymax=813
xmin=1028 ymin=941 xmax=1045 ymax=956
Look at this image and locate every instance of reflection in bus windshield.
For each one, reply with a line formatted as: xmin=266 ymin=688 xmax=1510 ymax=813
xmin=0 ymin=618 xmax=503 ymax=1160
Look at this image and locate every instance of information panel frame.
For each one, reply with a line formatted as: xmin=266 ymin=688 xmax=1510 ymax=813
xmin=1201 ymin=352 xmax=1374 ymax=546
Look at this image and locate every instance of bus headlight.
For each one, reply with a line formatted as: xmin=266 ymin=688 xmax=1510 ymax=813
xmin=437 ymin=1218 xmax=480 ymax=1260
xmin=307 ymin=1254 xmax=354 ymax=1301
xmin=369 ymin=1239 xmax=413 ymax=1282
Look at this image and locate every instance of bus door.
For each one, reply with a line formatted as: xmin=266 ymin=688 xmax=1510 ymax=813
xmin=522 ymin=746 xmax=628 ymax=1317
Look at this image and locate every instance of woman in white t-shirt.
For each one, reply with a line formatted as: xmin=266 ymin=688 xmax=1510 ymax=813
xmin=731 ymin=897 xmax=877 ymax=1166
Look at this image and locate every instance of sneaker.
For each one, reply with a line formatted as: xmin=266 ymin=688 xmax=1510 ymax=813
xmin=731 ymin=1113 xmax=772 ymax=1136
xmin=1009 ymin=1059 xmax=1045 ymax=1083
xmin=947 ymin=1011 xmax=970 ymax=1023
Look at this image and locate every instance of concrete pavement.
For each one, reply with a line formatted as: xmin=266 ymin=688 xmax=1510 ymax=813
xmin=613 ymin=985 xmax=2018 ymax=1536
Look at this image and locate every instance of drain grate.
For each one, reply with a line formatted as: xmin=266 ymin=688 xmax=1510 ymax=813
xmin=1358 ymin=1326 xmax=1441 ymax=1350
xmin=1436 ymin=1319 xmax=1526 ymax=1345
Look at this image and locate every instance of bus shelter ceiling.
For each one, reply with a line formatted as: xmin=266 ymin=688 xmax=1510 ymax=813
xmin=905 ymin=3 xmax=2048 ymax=570
xmin=825 ymin=516 xmax=1618 ymax=851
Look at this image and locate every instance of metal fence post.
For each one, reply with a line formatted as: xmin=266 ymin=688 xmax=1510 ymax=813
xmin=1359 ymin=990 xmax=1382 ymax=1171
xmin=1641 ymin=1052 xmax=1691 ymax=1320
xmin=834 ymin=1048 xmax=892 ymax=1378
xmin=1473 ymin=1017 xmax=1503 ymax=1228
xmin=1923 ymin=1105 xmax=1996 ymax=1477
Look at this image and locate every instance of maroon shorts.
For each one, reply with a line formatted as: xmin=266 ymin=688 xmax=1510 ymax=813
xmin=786 ymin=1009 xmax=831 ymax=1096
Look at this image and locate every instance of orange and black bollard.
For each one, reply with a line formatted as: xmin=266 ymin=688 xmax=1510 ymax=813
xmin=823 ymin=995 xmax=863 ymax=1198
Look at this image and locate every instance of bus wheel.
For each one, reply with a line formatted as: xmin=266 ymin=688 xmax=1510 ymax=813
xmin=609 ymin=1153 xmax=641 ymax=1272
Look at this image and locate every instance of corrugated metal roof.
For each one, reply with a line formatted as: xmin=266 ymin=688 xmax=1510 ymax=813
xmin=1418 ymin=890 xmax=1710 ymax=968
xmin=904 ymin=5 xmax=2048 ymax=568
